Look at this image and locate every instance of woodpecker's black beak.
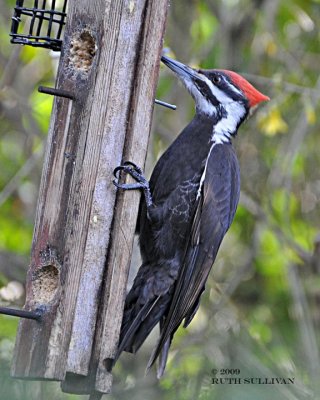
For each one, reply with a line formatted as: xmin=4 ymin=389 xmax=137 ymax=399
xmin=161 ymin=55 xmax=217 ymax=114
xmin=161 ymin=56 xmax=197 ymax=80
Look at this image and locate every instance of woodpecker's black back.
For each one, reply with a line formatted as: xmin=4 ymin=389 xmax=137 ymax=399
xmin=114 ymin=56 xmax=269 ymax=376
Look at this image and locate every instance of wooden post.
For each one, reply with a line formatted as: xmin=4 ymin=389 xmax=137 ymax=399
xmin=11 ymin=0 xmax=169 ymax=395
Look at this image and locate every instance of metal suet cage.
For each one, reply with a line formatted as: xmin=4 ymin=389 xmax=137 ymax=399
xmin=10 ymin=0 xmax=68 ymax=51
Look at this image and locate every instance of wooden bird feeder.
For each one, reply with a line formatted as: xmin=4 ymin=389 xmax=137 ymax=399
xmin=7 ymin=0 xmax=169 ymax=396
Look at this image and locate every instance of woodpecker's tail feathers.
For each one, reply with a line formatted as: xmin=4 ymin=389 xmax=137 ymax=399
xmin=113 ymin=300 xmax=154 ymax=364
xmin=145 ymin=317 xmax=173 ymax=378
xmin=115 ymin=291 xmax=170 ymax=367
xmin=156 ymin=337 xmax=171 ymax=378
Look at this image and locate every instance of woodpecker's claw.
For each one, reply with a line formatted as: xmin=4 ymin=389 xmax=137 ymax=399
xmin=113 ymin=161 xmax=143 ymax=177
xmin=113 ymin=164 xmax=147 ymax=188
xmin=113 ymin=161 xmax=153 ymax=207
xmin=113 ymin=162 xmax=143 ymax=181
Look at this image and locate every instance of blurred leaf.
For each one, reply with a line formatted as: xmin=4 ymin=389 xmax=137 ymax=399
xmin=258 ymin=107 xmax=288 ymax=136
xmin=30 ymin=87 xmax=53 ymax=134
xmin=0 ymin=315 xmax=18 ymax=339
xmin=0 ymin=201 xmax=33 ymax=254
xmin=271 ymin=189 xmax=299 ymax=223
xmin=20 ymin=46 xmax=37 ymax=64
xmin=191 ymin=4 xmax=217 ymax=48
xmin=291 ymin=219 xmax=317 ymax=251
xmin=304 ymin=100 xmax=316 ymax=125
xmin=256 ymin=228 xmax=288 ymax=277
xmin=248 ymin=321 xmax=272 ymax=343
xmin=265 ymin=37 xmax=278 ymax=57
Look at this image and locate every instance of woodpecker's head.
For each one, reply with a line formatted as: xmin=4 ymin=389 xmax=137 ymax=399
xmin=161 ymin=56 xmax=269 ymax=142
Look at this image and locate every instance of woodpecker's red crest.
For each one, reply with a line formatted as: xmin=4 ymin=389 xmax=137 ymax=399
xmin=219 ymin=70 xmax=270 ymax=108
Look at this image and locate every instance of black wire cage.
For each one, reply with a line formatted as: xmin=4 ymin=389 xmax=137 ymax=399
xmin=10 ymin=0 xmax=68 ymax=51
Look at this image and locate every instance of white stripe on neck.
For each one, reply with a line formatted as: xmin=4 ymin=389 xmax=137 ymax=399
xmin=196 ymin=142 xmax=216 ymax=200
xmin=212 ymin=101 xmax=245 ymax=143
xmin=196 ymin=101 xmax=245 ymax=199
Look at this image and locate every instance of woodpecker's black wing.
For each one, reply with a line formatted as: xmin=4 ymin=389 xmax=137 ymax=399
xmin=147 ymin=143 xmax=240 ymax=374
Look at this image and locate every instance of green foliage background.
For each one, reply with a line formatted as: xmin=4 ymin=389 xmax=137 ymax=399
xmin=1 ymin=0 xmax=320 ymax=399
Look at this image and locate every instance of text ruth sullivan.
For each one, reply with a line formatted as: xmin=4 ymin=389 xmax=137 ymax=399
xmin=212 ymin=377 xmax=295 ymax=385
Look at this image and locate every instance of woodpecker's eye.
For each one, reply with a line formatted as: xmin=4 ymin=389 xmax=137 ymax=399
xmin=213 ymin=75 xmax=221 ymax=84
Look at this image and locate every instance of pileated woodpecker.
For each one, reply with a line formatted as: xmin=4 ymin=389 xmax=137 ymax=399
xmin=113 ymin=56 xmax=269 ymax=376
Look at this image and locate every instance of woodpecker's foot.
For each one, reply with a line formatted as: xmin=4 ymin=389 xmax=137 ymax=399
xmin=113 ymin=161 xmax=153 ymax=207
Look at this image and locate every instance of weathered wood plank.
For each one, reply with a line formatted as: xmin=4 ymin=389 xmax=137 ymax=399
xmin=66 ymin=0 xmax=159 ymax=376
xmin=94 ymin=0 xmax=169 ymax=393
xmin=61 ymin=0 xmax=169 ymax=395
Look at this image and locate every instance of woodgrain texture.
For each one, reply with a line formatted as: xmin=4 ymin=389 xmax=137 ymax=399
xmin=94 ymin=1 xmax=169 ymax=393
xmin=11 ymin=0 xmax=169 ymax=395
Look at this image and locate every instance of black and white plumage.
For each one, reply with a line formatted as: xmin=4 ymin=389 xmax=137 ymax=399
xmin=113 ymin=56 xmax=269 ymax=376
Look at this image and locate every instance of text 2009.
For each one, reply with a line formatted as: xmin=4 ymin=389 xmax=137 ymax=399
xmin=211 ymin=369 xmax=240 ymax=376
